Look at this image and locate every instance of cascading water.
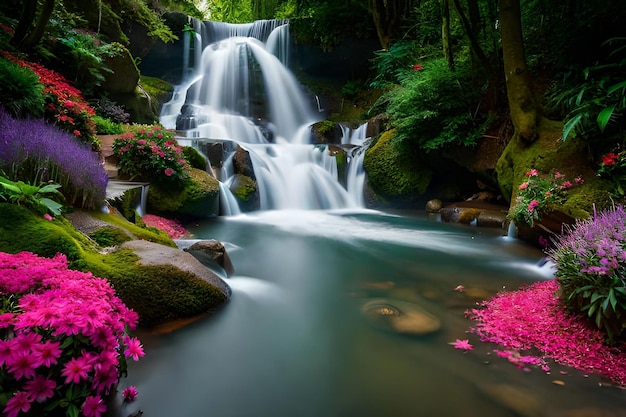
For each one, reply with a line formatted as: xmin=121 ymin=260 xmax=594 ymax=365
xmin=160 ymin=19 xmax=369 ymax=213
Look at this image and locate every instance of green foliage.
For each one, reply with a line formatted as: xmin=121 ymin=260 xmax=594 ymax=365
xmin=275 ymin=0 xmax=298 ymax=19
xmin=93 ymin=114 xmax=123 ymax=134
xmin=0 ymin=174 xmax=65 ymax=216
xmin=0 ymin=57 xmax=45 ymax=118
xmin=89 ymin=210 xmax=176 ymax=247
xmin=207 ymin=0 xmax=253 ymax=23
xmin=548 ymin=37 xmax=626 ymax=146
xmin=369 ymin=40 xmax=422 ymax=89
xmin=384 ymin=58 xmax=487 ymax=151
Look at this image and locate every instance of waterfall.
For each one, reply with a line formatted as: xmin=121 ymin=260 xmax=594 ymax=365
xmin=161 ymin=19 xmax=369 ymax=213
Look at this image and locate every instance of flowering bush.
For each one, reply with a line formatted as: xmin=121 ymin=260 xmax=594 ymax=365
xmin=1 ymin=52 xmax=98 ymax=149
xmin=112 ymin=125 xmax=189 ymax=185
xmin=597 ymin=150 xmax=626 ymax=196
xmin=467 ymin=279 xmax=626 ymax=386
xmin=0 ymin=251 xmax=143 ymax=417
xmin=0 ymin=108 xmax=107 ymax=210
xmin=548 ymin=205 xmax=626 ymax=343
xmin=508 ymin=168 xmax=583 ymax=227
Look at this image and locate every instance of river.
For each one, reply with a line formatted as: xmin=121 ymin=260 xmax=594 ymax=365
xmin=116 ymin=209 xmax=625 ymax=417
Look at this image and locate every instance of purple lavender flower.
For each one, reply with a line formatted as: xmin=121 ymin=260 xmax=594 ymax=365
xmin=0 ymin=108 xmax=107 ymax=209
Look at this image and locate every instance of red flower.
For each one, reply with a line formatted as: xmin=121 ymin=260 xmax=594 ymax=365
xmin=411 ymin=63 xmax=423 ymax=71
xmin=601 ymin=152 xmax=619 ymax=166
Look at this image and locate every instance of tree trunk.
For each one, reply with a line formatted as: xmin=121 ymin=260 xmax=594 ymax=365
xmin=17 ymin=0 xmax=56 ymax=50
xmin=10 ymin=0 xmax=37 ymax=47
xmin=499 ymin=0 xmax=539 ymax=143
xmin=440 ymin=0 xmax=454 ymax=69
xmin=369 ymin=0 xmax=413 ymax=50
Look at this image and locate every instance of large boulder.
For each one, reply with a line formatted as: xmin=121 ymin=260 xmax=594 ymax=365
xmin=101 ymin=43 xmax=140 ymax=94
xmin=121 ymin=239 xmax=231 ymax=299
xmin=363 ymin=129 xmax=433 ymax=207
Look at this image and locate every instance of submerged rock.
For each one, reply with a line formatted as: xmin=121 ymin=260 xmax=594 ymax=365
xmin=361 ymin=298 xmax=441 ymax=336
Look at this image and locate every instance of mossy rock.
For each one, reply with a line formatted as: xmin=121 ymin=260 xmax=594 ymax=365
xmin=495 ymin=118 xmax=614 ymax=220
xmin=183 ymin=146 xmax=208 ymax=170
xmin=311 ymin=120 xmax=342 ymax=144
xmin=0 ymin=203 xmax=94 ymax=269
xmin=89 ymin=210 xmax=176 ymax=247
xmin=101 ymin=43 xmax=140 ymax=94
xmin=148 ymin=168 xmax=220 ymax=217
xmin=363 ymin=129 xmax=433 ymax=206
xmin=230 ymin=174 xmax=260 ymax=212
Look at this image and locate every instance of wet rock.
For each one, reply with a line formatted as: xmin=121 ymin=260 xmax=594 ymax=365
xmin=361 ymin=298 xmax=441 ymax=336
xmin=440 ymin=206 xmax=482 ymax=224
xmin=478 ymin=383 xmax=544 ymax=417
xmin=184 ymin=239 xmax=235 ymax=277
xmin=426 ymin=199 xmax=443 ymax=213
xmin=476 ymin=210 xmax=507 ymax=228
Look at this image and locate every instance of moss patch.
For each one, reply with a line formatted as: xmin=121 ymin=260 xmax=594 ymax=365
xmin=89 ymin=210 xmax=176 ymax=247
xmin=363 ymin=129 xmax=433 ymax=205
xmin=89 ymin=226 xmax=133 ymax=247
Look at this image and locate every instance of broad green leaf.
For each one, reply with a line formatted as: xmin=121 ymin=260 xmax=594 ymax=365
xmin=607 ymin=80 xmax=626 ymax=95
xmin=597 ymin=104 xmax=616 ymax=133
xmin=562 ymin=113 xmax=583 ymax=141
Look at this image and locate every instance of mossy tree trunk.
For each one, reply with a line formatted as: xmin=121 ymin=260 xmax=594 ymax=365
xmin=441 ymin=0 xmax=454 ymax=70
xmin=499 ymin=0 xmax=539 ymax=143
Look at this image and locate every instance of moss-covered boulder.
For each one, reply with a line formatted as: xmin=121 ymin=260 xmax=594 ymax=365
xmin=495 ymin=118 xmax=613 ymax=221
xmin=311 ymin=120 xmax=342 ymax=144
xmin=363 ymin=129 xmax=433 ymax=207
xmin=148 ymin=167 xmax=220 ymax=217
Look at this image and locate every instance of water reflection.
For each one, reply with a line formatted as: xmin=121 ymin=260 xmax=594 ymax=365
xmin=118 ymin=210 xmax=625 ymax=417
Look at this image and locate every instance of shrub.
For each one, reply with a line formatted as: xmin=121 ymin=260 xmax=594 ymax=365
xmin=384 ymin=58 xmax=488 ymax=151
xmin=92 ymin=98 xmax=130 ymax=124
xmin=1 ymin=51 xmax=98 ymax=149
xmin=112 ymin=125 xmax=189 ymax=185
xmin=93 ymin=115 xmax=123 ymax=135
xmin=0 ymin=251 xmax=143 ymax=417
xmin=509 ymin=168 xmax=584 ymax=228
xmin=0 ymin=108 xmax=107 ymax=210
xmin=548 ymin=205 xmax=626 ymax=343
xmin=0 ymin=57 xmax=45 ymax=118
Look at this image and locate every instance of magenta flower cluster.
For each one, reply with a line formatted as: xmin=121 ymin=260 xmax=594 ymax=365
xmin=467 ymin=279 xmax=626 ymax=386
xmin=0 ymin=251 xmax=144 ymax=417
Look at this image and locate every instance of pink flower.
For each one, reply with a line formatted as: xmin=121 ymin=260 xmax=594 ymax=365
xmin=560 ymin=181 xmax=572 ymax=189
xmin=527 ymin=200 xmax=539 ymax=212
xmin=454 ymin=285 xmax=465 ymax=292
xmin=544 ymin=190 xmax=551 ymax=197
xmin=122 ymin=386 xmax=139 ymax=402
xmin=518 ymin=182 xmax=529 ymax=190
xmin=7 ymin=350 xmax=39 ymax=380
xmin=3 ymin=391 xmax=31 ymax=417
xmin=449 ymin=339 xmax=473 ymax=350
xmin=32 ymin=339 xmax=62 ymax=367
xmin=575 ymin=176 xmax=584 ymax=184
xmin=164 ymin=167 xmax=174 ymax=177
xmin=124 ymin=336 xmax=145 ymax=361
xmin=525 ymin=169 xmax=538 ymax=177
xmin=24 ymin=375 xmax=56 ymax=402
xmin=553 ymin=170 xmax=564 ymax=179
xmin=61 ymin=355 xmax=92 ymax=384
xmin=43 ymin=213 xmax=53 ymax=221
xmin=82 ymin=395 xmax=107 ymax=417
